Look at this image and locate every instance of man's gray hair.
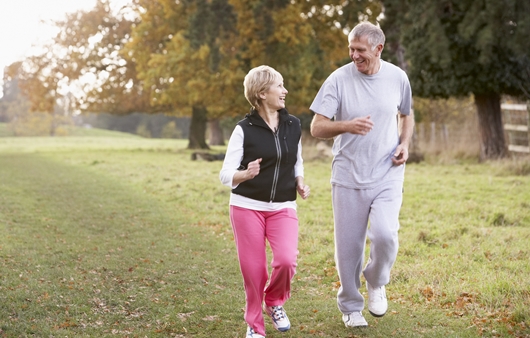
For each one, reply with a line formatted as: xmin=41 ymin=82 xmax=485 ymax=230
xmin=348 ymin=22 xmax=385 ymax=51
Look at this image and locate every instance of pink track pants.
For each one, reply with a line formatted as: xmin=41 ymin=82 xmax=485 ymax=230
xmin=230 ymin=205 xmax=299 ymax=336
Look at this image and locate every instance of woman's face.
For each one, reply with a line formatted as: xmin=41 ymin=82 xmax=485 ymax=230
xmin=260 ymin=76 xmax=288 ymax=111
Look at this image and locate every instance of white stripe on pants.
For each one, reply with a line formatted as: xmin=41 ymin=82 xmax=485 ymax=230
xmin=332 ymin=181 xmax=402 ymax=314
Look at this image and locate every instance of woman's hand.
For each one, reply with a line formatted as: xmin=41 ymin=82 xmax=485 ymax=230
xmin=296 ymin=177 xmax=310 ymax=199
xmin=232 ymin=158 xmax=262 ymax=186
xmin=246 ymin=158 xmax=262 ymax=179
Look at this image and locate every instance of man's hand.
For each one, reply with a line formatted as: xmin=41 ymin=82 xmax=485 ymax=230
xmin=347 ymin=115 xmax=374 ymax=135
xmin=392 ymin=144 xmax=409 ymax=166
xmin=311 ymin=114 xmax=374 ymax=139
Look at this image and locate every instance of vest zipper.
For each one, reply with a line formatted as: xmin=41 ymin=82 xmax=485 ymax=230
xmin=284 ymin=120 xmax=291 ymax=164
xmin=270 ymin=126 xmax=282 ymax=202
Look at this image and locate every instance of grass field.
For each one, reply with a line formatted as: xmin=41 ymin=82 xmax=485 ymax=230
xmin=0 ymin=129 xmax=529 ymax=337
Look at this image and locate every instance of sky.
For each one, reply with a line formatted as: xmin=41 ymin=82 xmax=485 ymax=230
xmin=0 ymin=0 xmax=127 ymax=98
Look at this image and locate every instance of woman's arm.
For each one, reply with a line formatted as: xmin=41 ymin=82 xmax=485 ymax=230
xmin=219 ymin=125 xmax=262 ymax=188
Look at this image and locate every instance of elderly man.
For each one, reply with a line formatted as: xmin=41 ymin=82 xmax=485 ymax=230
xmin=310 ymin=21 xmax=414 ymax=328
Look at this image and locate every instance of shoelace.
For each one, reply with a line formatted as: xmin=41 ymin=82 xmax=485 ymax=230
xmin=375 ymin=286 xmax=386 ymax=300
xmin=345 ymin=314 xmax=354 ymax=324
xmin=271 ymin=306 xmax=286 ymax=320
xmin=347 ymin=312 xmax=362 ymax=320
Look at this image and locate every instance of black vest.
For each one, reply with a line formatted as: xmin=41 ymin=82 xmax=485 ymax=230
xmin=232 ymin=108 xmax=301 ymax=202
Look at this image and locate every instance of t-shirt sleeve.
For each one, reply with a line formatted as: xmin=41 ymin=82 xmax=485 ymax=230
xmin=310 ymin=76 xmax=339 ymax=120
xmin=398 ymin=72 xmax=412 ymax=116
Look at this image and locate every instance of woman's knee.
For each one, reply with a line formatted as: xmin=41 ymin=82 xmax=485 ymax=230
xmin=272 ymin=252 xmax=298 ymax=270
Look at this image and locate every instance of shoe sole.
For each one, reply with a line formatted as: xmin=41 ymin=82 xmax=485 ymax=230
xmin=368 ymin=310 xmax=386 ymax=317
xmin=345 ymin=324 xmax=368 ymax=328
xmin=343 ymin=316 xmax=368 ymax=328
xmin=344 ymin=323 xmax=368 ymax=328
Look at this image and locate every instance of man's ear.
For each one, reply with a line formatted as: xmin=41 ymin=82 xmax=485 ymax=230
xmin=377 ymin=44 xmax=384 ymax=56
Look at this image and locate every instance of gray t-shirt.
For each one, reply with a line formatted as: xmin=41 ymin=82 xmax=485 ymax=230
xmin=310 ymin=60 xmax=412 ymax=189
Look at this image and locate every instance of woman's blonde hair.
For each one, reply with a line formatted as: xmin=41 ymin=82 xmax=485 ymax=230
xmin=243 ymin=65 xmax=282 ymax=109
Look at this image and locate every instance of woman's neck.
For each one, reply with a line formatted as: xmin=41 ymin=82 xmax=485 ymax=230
xmin=258 ymin=108 xmax=279 ymax=131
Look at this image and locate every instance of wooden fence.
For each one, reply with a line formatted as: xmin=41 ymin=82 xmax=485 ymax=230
xmin=502 ymin=103 xmax=529 ymax=154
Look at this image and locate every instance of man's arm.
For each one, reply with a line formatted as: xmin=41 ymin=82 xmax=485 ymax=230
xmin=310 ymin=113 xmax=374 ymax=139
xmin=392 ymin=111 xmax=415 ymax=166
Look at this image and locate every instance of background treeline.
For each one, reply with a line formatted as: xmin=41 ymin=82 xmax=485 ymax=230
xmin=0 ymin=0 xmax=529 ymax=160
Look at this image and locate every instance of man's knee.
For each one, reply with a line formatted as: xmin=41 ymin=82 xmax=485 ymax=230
xmin=371 ymin=230 xmax=398 ymax=249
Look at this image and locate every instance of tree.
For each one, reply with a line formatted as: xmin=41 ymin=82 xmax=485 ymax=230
xmin=51 ymin=0 xmax=151 ymax=115
xmin=6 ymin=56 xmax=69 ymax=136
xmin=0 ymin=65 xmax=21 ymax=123
xmin=1 ymin=63 xmax=73 ymax=136
xmin=382 ymin=0 xmax=530 ymax=160
xmin=127 ymin=0 xmax=383 ymax=149
xmin=125 ymin=0 xmax=240 ymax=149
xmin=13 ymin=0 xmax=152 ymax=131
xmin=12 ymin=0 xmax=383 ymax=143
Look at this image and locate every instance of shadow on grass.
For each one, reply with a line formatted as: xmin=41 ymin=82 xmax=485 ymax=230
xmin=0 ymin=153 xmax=242 ymax=336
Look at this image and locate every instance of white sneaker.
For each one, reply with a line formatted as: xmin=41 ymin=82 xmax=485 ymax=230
xmin=264 ymin=305 xmax=291 ymax=332
xmin=342 ymin=311 xmax=368 ymax=327
xmin=367 ymin=282 xmax=388 ymax=317
xmin=246 ymin=325 xmax=265 ymax=338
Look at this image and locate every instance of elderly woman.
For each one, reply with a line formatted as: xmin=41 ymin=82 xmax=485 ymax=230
xmin=219 ymin=65 xmax=310 ymax=338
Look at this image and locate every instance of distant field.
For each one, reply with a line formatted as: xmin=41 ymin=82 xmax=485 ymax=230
xmin=64 ymin=125 xmax=143 ymax=138
xmin=0 ymin=122 xmax=142 ymax=138
xmin=0 ymin=123 xmax=10 ymax=137
xmin=0 ymin=135 xmax=528 ymax=337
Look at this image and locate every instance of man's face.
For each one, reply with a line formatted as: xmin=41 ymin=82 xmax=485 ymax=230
xmin=349 ymin=36 xmax=383 ymax=75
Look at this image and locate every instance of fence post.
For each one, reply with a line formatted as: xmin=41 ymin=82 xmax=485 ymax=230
xmin=501 ymin=102 xmax=529 ymax=154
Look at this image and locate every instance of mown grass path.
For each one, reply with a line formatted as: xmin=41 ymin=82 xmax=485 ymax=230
xmin=0 ymin=146 xmax=242 ymax=337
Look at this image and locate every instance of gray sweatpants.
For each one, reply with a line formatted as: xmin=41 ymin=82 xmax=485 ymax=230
xmin=332 ymin=181 xmax=403 ymax=314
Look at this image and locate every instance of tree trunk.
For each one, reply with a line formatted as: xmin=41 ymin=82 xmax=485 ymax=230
xmin=188 ymin=105 xmax=209 ymax=149
xmin=395 ymin=43 xmax=408 ymax=73
xmin=208 ymin=118 xmax=225 ymax=146
xmin=474 ymin=93 xmax=507 ymax=160
xmin=49 ymin=109 xmax=57 ymax=137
